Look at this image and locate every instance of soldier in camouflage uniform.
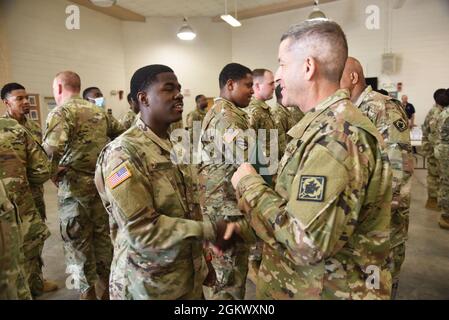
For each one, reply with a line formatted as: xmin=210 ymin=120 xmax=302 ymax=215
xmin=43 ymin=71 xmax=124 ymax=300
xmin=186 ymin=94 xmax=208 ymax=151
xmin=341 ymin=57 xmax=413 ymax=299
xmin=232 ymin=21 xmax=392 ymax=300
xmin=0 ymin=178 xmax=25 ymax=300
xmin=270 ymin=85 xmax=305 ymax=156
xmin=199 ymin=63 xmax=257 ymax=300
xmin=119 ymin=93 xmax=139 ymax=130
xmin=245 ymin=69 xmax=279 ymax=284
xmin=0 ymin=117 xmax=51 ymax=299
xmin=422 ymin=89 xmax=447 ymax=210
xmin=95 ymin=65 xmax=234 ymax=300
xmin=287 ymin=106 xmax=305 ymax=125
xmin=434 ymin=88 xmax=449 ymax=230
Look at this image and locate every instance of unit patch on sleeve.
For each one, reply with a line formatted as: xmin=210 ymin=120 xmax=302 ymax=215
xmin=297 ymin=175 xmax=327 ymax=202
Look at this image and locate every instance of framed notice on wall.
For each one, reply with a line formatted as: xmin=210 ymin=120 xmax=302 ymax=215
xmin=44 ymin=96 xmax=57 ymax=111
xmin=27 ymin=94 xmax=41 ymax=124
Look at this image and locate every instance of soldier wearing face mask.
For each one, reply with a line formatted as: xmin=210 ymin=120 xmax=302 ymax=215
xmin=83 ymin=87 xmax=106 ymax=108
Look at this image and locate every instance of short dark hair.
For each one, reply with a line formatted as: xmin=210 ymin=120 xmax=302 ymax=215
xmin=435 ymin=88 xmax=449 ymax=107
xmin=195 ymin=94 xmax=205 ymax=103
xmin=1 ymin=83 xmax=25 ymax=100
xmin=219 ymin=63 xmax=252 ymax=89
xmin=281 ymin=20 xmax=348 ymax=82
xmin=127 ymin=93 xmax=133 ymax=103
xmin=130 ymin=64 xmax=174 ymax=102
xmin=377 ymin=89 xmax=389 ymax=96
xmin=82 ymin=87 xmax=100 ymax=100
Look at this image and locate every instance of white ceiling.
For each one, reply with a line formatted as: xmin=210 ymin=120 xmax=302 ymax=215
xmin=116 ymin=0 xmax=288 ymax=18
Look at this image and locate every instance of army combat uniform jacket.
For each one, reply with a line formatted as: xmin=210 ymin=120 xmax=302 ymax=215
xmin=95 ymin=118 xmax=215 ymax=300
xmin=236 ymin=90 xmax=392 ymax=300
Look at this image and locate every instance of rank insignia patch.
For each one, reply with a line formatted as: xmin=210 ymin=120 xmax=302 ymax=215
xmin=297 ymin=175 xmax=326 ymax=202
xmin=107 ymin=163 xmax=132 ymax=189
xmin=393 ymin=119 xmax=408 ymax=132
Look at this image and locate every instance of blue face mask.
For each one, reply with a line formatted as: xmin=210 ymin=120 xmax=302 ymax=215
xmin=92 ymin=97 xmax=105 ymax=108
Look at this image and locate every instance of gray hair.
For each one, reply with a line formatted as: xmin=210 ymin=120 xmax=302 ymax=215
xmin=281 ymin=20 xmax=348 ymax=83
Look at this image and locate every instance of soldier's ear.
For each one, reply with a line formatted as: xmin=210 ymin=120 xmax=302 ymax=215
xmin=304 ymin=56 xmax=316 ymax=81
xmin=351 ymin=72 xmax=359 ymax=85
xmin=226 ymin=79 xmax=234 ymax=92
xmin=137 ymin=92 xmax=149 ymax=108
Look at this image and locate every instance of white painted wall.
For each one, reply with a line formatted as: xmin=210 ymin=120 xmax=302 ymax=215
xmin=1 ymin=0 xmax=128 ymax=124
xmin=2 ymin=0 xmax=448 ymax=127
xmin=122 ymin=17 xmax=232 ymax=122
xmin=232 ymin=0 xmax=449 ymax=125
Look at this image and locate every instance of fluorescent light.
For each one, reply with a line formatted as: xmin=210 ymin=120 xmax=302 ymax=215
xmin=89 ymin=0 xmax=116 ymax=7
xmin=221 ymin=14 xmax=241 ymax=27
xmin=177 ymin=18 xmax=196 ymax=41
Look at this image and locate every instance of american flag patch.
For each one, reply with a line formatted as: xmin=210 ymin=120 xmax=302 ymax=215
xmin=107 ymin=164 xmax=132 ymax=189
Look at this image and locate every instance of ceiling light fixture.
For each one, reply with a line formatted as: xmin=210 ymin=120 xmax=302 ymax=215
xmin=308 ymin=0 xmax=328 ymax=21
xmin=89 ymin=0 xmax=117 ymax=8
xmin=221 ymin=0 xmax=241 ymax=27
xmin=177 ymin=17 xmax=197 ymax=41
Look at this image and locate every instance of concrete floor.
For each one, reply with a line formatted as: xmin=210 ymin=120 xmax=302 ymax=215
xmin=38 ymin=169 xmax=449 ymax=300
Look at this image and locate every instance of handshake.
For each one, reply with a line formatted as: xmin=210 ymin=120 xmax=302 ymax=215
xmin=208 ymin=219 xmax=242 ymax=256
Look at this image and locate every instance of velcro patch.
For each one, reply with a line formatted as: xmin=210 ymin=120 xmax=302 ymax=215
xmin=393 ymin=119 xmax=408 ymax=132
xmin=297 ymin=175 xmax=326 ymax=202
xmin=107 ymin=163 xmax=132 ymax=189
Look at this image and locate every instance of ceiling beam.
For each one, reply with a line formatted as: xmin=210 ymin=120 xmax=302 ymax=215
xmin=69 ymin=0 xmax=146 ymax=22
xmin=212 ymin=0 xmax=339 ymax=22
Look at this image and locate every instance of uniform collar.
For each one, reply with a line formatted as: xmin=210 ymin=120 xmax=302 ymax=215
xmin=135 ymin=118 xmax=173 ymax=154
xmin=251 ymin=98 xmax=270 ymax=110
xmin=354 ymin=85 xmax=373 ymax=108
xmin=287 ymin=89 xmax=350 ymax=139
xmin=214 ymin=97 xmax=248 ymax=117
xmin=3 ymin=111 xmax=27 ymax=125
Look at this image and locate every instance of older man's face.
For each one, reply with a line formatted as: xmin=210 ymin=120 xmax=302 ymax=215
xmin=276 ymin=38 xmax=305 ymax=108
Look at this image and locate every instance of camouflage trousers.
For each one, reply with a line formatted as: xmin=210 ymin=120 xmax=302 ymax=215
xmin=204 ymin=242 xmax=250 ymax=300
xmin=426 ymin=155 xmax=440 ymax=199
xmin=438 ymin=156 xmax=449 ymax=217
xmin=31 ymin=184 xmax=46 ymax=221
xmin=59 ymin=193 xmax=113 ymax=294
xmin=389 ymin=243 xmax=406 ymax=300
xmin=0 ymin=205 xmax=32 ymax=300
xmin=21 ymin=207 xmax=50 ymax=298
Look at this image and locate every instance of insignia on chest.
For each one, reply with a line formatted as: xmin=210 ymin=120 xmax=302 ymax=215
xmin=107 ymin=163 xmax=132 ymax=189
xmin=297 ymin=175 xmax=326 ymax=202
xmin=393 ymin=119 xmax=408 ymax=132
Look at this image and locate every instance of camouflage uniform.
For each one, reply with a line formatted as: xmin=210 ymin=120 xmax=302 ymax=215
xmin=435 ymin=107 xmax=449 ymax=224
xmin=199 ymin=97 xmax=257 ymax=300
xmin=422 ymin=104 xmax=443 ymax=201
xmin=186 ymin=107 xmax=207 ymax=151
xmin=287 ymin=106 xmax=305 ymax=125
xmin=119 ymin=110 xmax=137 ymax=130
xmin=169 ymin=118 xmax=184 ymax=133
xmin=186 ymin=107 xmax=207 ymax=133
xmin=354 ymin=86 xmax=413 ymax=298
xmin=95 ymin=118 xmax=215 ymax=300
xmin=0 ymin=118 xmax=50 ymax=299
xmin=2 ymin=114 xmax=46 ymax=221
xmin=0 ymin=175 xmax=28 ymax=299
xmin=235 ymin=90 xmax=392 ymax=300
xmin=43 ymin=96 xmax=124 ymax=294
xmin=270 ymin=103 xmax=304 ymax=156
xmin=245 ymin=98 xmax=280 ymax=269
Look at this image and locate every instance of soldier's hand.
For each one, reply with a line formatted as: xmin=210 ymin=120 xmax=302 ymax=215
xmin=212 ymin=220 xmax=241 ymax=254
xmin=232 ymin=163 xmax=258 ymax=190
xmin=51 ymin=166 xmax=68 ymax=187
